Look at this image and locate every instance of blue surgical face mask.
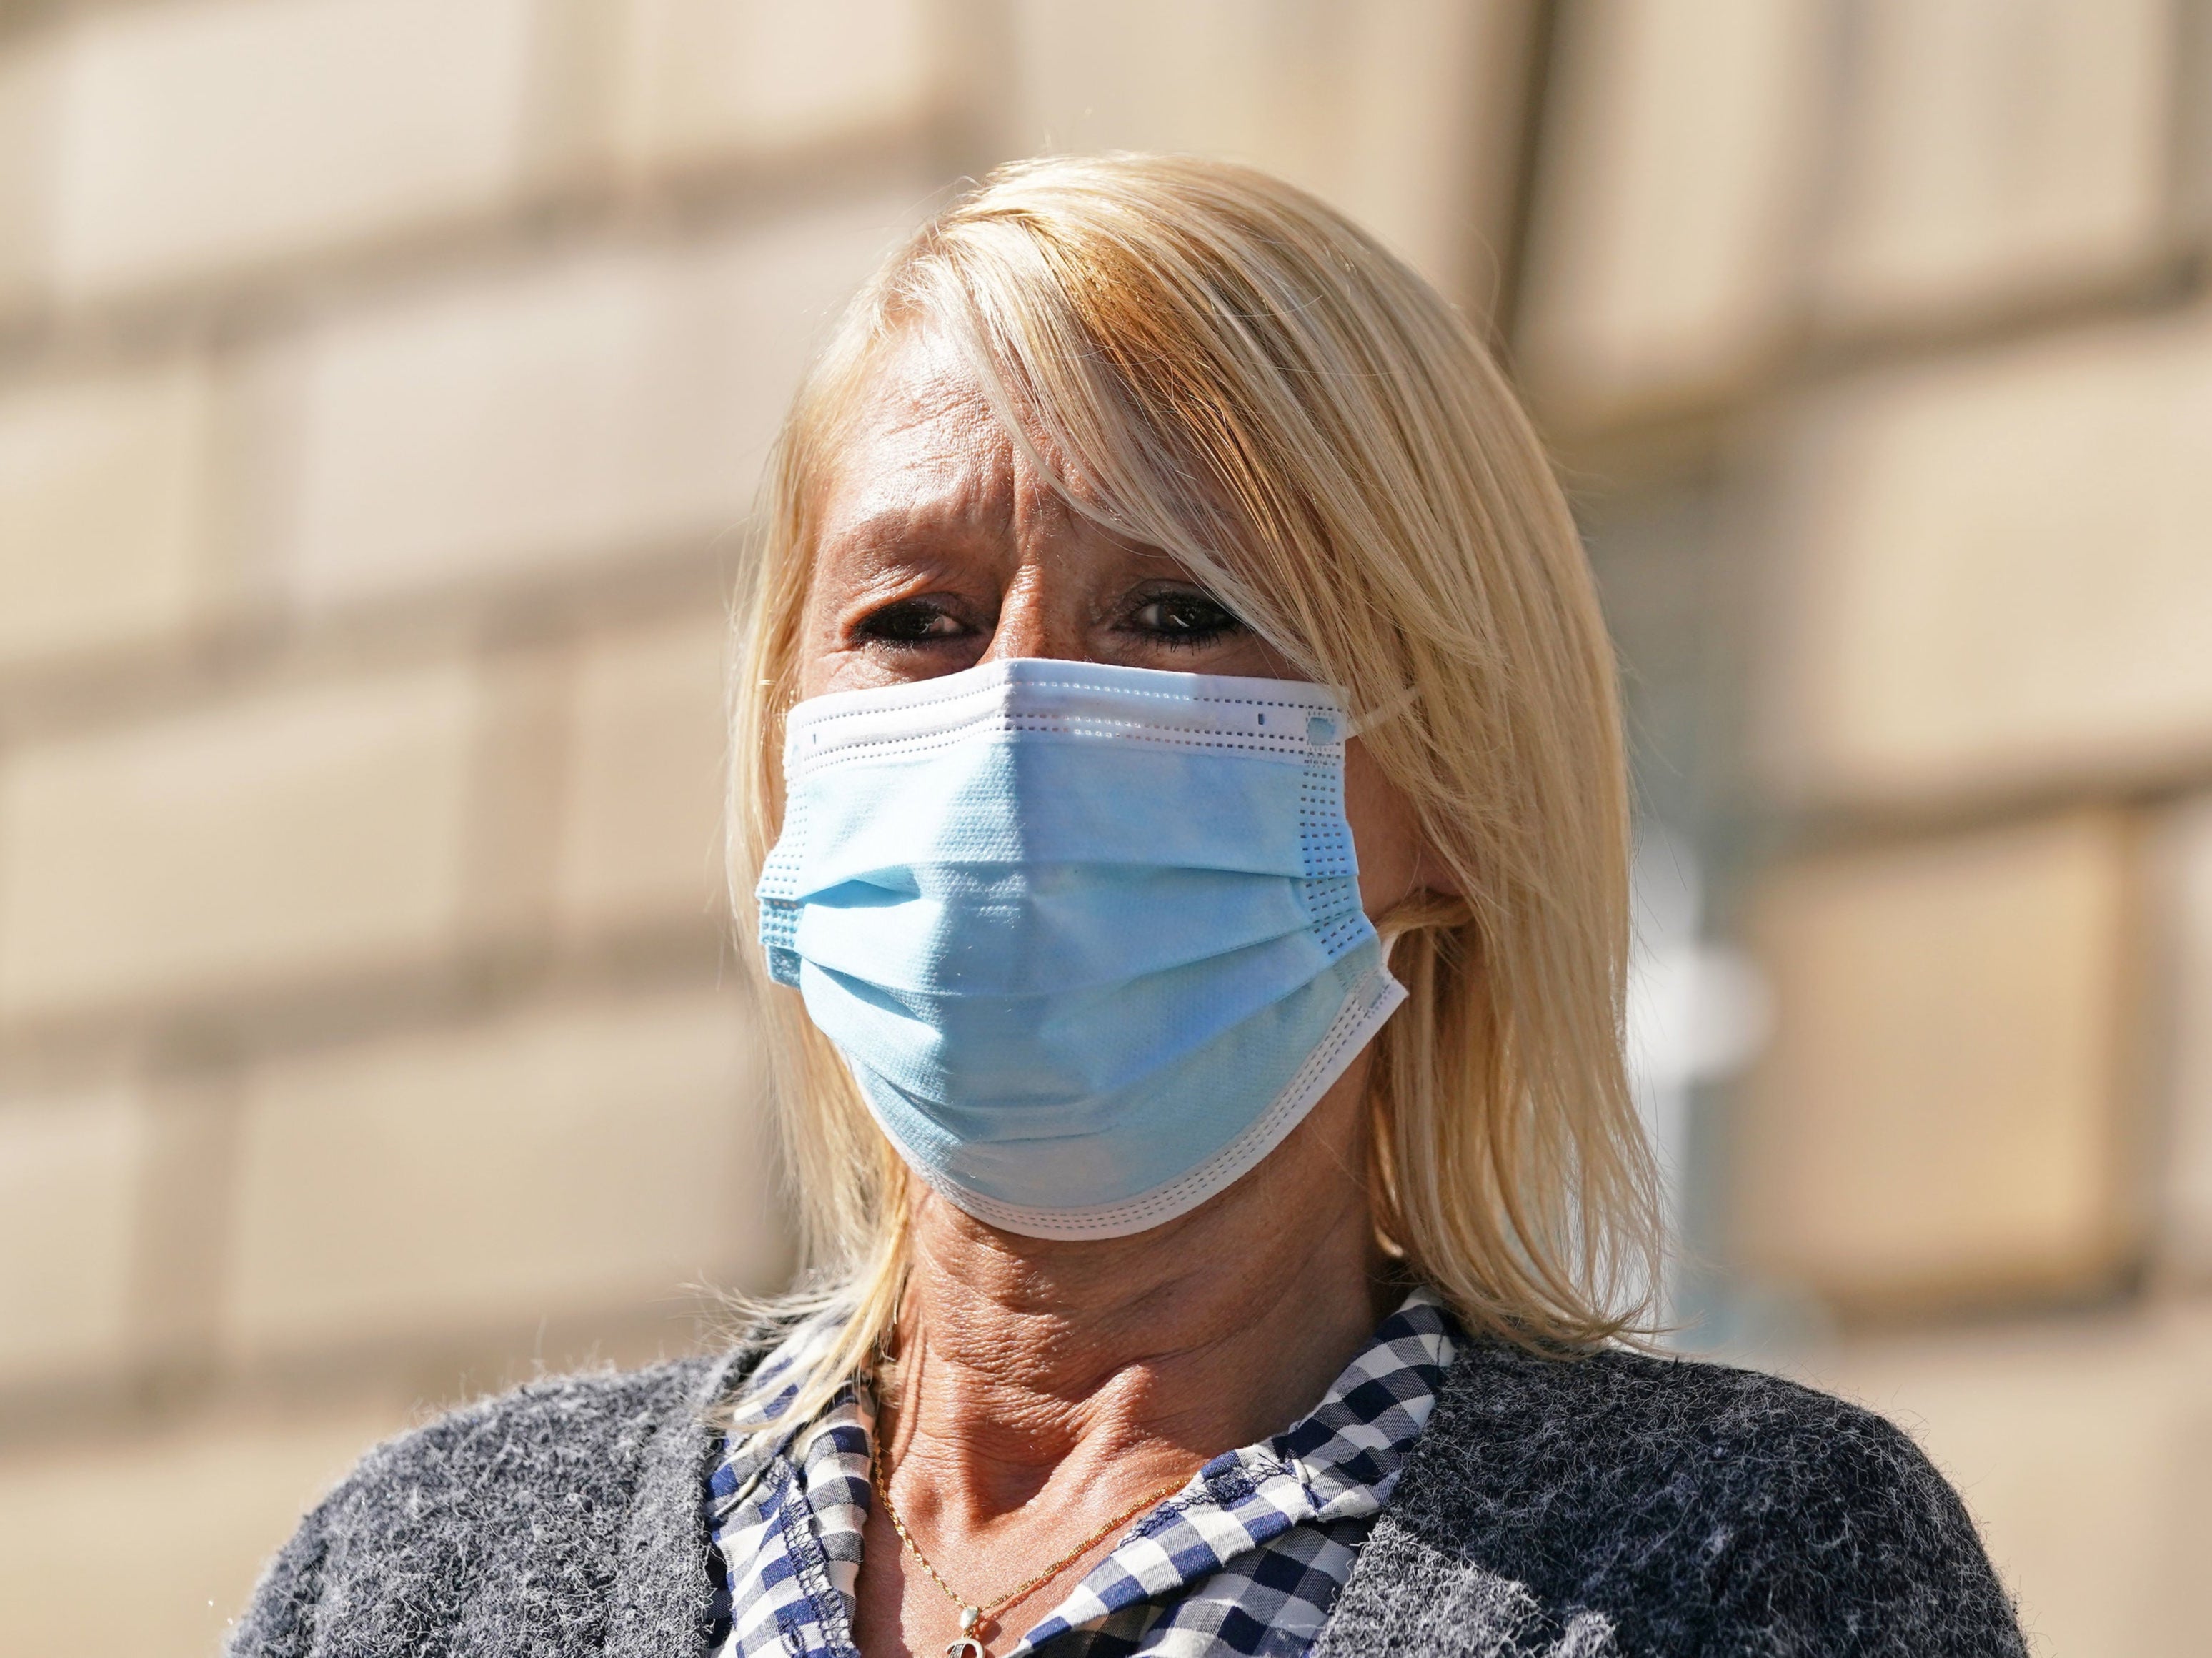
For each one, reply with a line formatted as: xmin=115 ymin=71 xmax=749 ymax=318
xmin=757 ymin=657 xmax=1405 ymax=1238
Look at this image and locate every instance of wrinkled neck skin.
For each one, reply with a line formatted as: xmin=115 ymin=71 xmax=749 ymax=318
xmin=860 ymin=1051 xmax=1397 ymax=1653
xmin=883 ymin=1061 xmax=1395 ymax=1499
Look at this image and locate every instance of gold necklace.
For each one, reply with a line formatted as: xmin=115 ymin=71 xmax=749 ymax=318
xmin=870 ymin=1432 xmax=1191 ymax=1658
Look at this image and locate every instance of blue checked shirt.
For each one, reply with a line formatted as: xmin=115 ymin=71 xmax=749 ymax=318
xmin=706 ymin=1289 xmax=1458 ymax=1658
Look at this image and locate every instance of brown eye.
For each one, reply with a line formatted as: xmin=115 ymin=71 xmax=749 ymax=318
xmin=1131 ymin=592 xmax=1244 ymax=645
xmin=857 ymin=600 xmax=965 ymax=645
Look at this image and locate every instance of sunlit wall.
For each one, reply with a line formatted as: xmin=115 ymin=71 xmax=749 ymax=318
xmin=0 ymin=4 xmax=2204 ymax=1654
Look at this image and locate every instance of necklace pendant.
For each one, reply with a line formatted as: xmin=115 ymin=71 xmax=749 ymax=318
xmin=946 ymin=1602 xmax=987 ymax=1658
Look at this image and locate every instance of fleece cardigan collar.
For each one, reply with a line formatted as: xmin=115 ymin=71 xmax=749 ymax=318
xmin=229 ymin=1331 xmax=2026 ymax=1658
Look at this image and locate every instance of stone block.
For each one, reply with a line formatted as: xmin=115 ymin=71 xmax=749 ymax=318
xmin=2163 ymin=794 xmax=2212 ymax=1275
xmin=1815 ymin=0 xmax=2173 ymax=336
xmin=0 ymin=33 xmax=58 ymax=313
xmin=1514 ymin=0 xmax=1827 ymax=425
xmin=44 ymin=0 xmax=535 ymax=302
xmin=557 ymin=612 xmax=732 ymax=933
xmin=1005 ymin=0 xmax=1532 ymax=311
xmin=128 ymin=1077 xmax=246 ymax=1364
xmin=0 ymin=358 xmax=215 ymax=667
xmin=0 ymin=1405 xmax=406 ymax=1658
xmin=454 ymin=643 xmax=572 ymax=941
xmin=1807 ymin=1306 xmax=2212 ymax=1658
xmin=1760 ymin=312 xmax=2212 ymax=809
xmin=0 ymin=664 xmax=479 ymax=1023
xmin=280 ymin=197 xmax=914 ymax=608
xmin=1738 ymin=812 xmax=2135 ymax=1309
xmin=607 ymin=0 xmax=936 ymax=174
xmin=0 ymin=1086 xmax=144 ymax=1384
xmin=224 ymin=984 xmax=786 ymax=1356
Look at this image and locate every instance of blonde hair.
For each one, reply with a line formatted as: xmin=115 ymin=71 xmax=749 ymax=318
xmin=727 ymin=154 xmax=1657 ymax=1414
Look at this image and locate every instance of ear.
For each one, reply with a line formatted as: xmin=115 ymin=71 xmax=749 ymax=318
xmin=1344 ymin=738 xmax=1464 ymax=921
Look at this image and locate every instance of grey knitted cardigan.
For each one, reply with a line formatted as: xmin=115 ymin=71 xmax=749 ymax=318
xmin=229 ymin=1339 xmax=2026 ymax=1657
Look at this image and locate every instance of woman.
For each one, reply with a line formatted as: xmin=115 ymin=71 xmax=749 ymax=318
xmin=233 ymin=157 xmax=2023 ymax=1658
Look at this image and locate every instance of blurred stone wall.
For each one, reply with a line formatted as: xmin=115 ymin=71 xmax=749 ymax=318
xmin=1522 ymin=4 xmax=2212 ymax=1653
xmin=0 ymin=3 xmax=2203 ymax=1655
xmin=0 ymin=4 xmax=1532 ymax=1652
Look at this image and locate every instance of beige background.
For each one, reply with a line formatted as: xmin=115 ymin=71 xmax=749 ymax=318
xmin=1 ymin=3 xmax=2207 ymax=1654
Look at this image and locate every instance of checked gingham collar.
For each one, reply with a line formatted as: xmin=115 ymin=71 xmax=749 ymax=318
xmin=707 ymin=1287 xmax=1458 ymax=1658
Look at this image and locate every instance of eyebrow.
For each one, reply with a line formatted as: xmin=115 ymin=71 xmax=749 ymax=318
xmin=815 ymin=505 xmax=1010 ymax=583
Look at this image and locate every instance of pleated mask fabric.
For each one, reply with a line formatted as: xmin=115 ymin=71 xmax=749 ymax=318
xmin=757 ymin=657 xmax=1405 ymax=1238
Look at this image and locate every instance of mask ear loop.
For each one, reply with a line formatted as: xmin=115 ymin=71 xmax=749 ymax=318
xmin=1341 ymin=683 xmax=1419 ymax=740
xmin=1340 ymin=684 xmax=1478 ymax=959
xmin=1375 ymin=892 xmax=1475 ymax=963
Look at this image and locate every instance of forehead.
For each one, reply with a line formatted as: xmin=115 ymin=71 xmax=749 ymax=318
xmin=816 ymin=331 xmax=1016 ymax=537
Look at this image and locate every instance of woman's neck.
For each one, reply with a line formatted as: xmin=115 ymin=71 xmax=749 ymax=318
xmin=874 ymin=1061 xmax=1395 ymax=1526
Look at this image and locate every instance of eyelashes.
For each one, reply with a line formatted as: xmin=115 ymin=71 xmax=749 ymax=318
xmin=846 ymin=587 xmax=1248 ymax=651
xmin=1125 ymin=591 xmax=1246 ymax=647
xmin=852 ymin=597 xmax=968 ymax=645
